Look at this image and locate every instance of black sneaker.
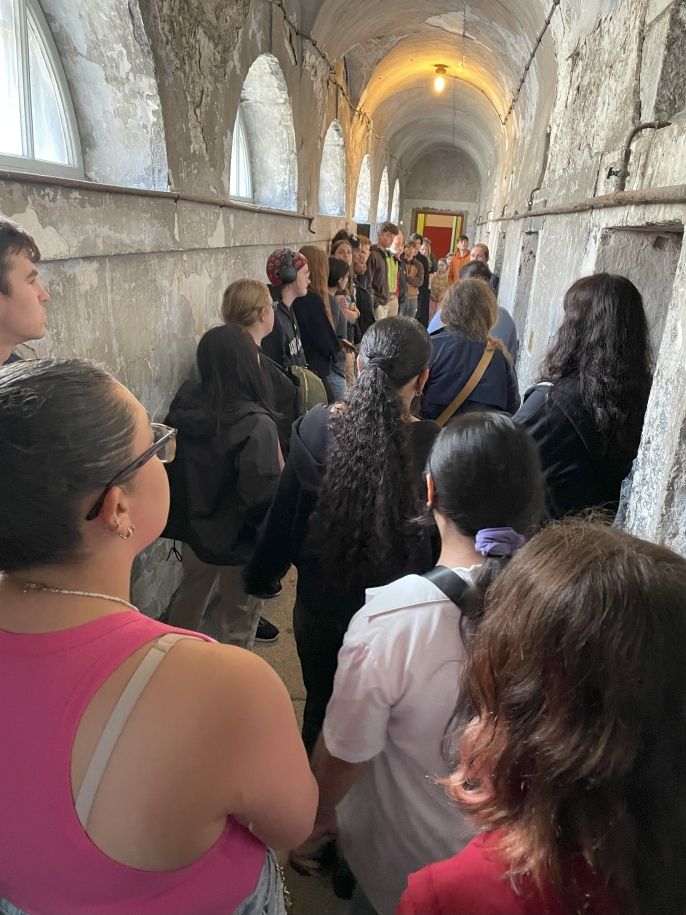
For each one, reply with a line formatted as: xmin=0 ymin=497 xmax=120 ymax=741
xmin=255 ymin=617 xmax=280 ymax=643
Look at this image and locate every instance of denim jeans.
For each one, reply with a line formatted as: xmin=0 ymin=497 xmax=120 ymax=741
xmin=399 ymin=298 xmax=418 ymax=319
xmin=326 ymin=371 xmax=347 ymax=402
xmin=235 ymin=850 xmax=288 ymax=914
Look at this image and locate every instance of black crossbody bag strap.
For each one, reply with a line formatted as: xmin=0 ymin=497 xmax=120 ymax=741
xmin=423 ymin=565 xmax=469 ymax=607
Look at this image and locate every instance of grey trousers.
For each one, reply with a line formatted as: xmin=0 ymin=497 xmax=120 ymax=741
xmin=167 ymin=545 xmax=263 ymax=649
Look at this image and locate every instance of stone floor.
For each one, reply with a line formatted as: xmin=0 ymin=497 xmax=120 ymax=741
xmin=254 ymin=568 xmax=349 ymax=915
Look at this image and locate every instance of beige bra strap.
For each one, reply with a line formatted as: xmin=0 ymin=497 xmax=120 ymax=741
xmin=75 ymin=632 xmax=199 ymax=828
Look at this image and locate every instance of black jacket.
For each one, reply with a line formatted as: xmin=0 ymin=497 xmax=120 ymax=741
xmin=245 ymin=404 xmax=440 ymax=620
xmin=293 ymin=291 xmax=340 ymax=381
xmin=515 ymin=377 xmax=637 ymax=519
xmin=163 ymin=382 xmax=281 ymax=565
xmin=416 ymin=251 xmax=431 ymax=291
xmin=355 ymin=274 xmax=375 ymax=335
xmin=260 ymin=299 xmax=306 ymax=371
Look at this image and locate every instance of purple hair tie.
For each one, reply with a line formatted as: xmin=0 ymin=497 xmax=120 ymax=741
xmin=475 ymin=527 xmax=526 ymax=558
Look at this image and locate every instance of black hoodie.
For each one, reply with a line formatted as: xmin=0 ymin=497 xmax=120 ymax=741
xmin=245 ymin=404 xmax=440 ymax=619
xmin=163 ymin=382 xmax=281 ymax=566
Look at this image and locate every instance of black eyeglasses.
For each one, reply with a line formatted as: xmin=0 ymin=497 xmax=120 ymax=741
xmin=85 ymin=423 xmax=177 ymax=521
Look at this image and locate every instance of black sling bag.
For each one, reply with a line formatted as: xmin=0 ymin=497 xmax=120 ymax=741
xmin=422 ymin=565 xmax=469 ymax=607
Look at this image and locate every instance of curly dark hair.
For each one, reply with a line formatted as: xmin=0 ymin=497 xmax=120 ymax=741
xmin=538 ymin=273 xmax=652 ymax=458
xmin=307 ymin=317 xmax=432 ymax=591
xmin=451 ymin=520 xmax=686 ymax=915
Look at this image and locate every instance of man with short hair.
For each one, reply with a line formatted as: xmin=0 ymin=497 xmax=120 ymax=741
xmin=470 ymin=242 xmax=500 ymax=297
xmin=400 ymin=241 xmax=424 ymax=319
xmin=448 ymin=234 xmax=471 ymax=285
xmin=351 ymin=235 xmax=375 ymax=334
xmin=366 ymin=221 xmax=398 ymax=320
xmin=262 ymin=248 xmax=309 ymax=371
xmin=0 ymin=220 xmax=49 ymax=366
xmin=409 ymin=233 xmax=431 ymax=326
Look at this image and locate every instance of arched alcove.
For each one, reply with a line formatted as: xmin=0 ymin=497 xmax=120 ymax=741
xmin=353 ymin=154 xmax=371 ymax=223
xmin=390 ymin=178 xmax=400 ymax=224
xmin=238 ymin=53 xmax=298 ymax=211
xmin=376 ymin=165 xmax=390 ymax=223
xmin=37 ymin=0 xmax=168 ymax=189
xmin=318 ymin=120 xmax=346 ymax=216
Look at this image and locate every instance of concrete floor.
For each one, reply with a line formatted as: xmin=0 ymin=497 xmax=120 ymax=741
xmin=254 ymin=568 xmax=349 ymax=915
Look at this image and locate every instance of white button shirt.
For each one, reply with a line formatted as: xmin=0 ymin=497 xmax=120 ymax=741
xmin=323 ymin=568 xmax=480 ymax=915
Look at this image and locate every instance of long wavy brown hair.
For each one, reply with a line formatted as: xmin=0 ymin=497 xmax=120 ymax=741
xmin=450 ymin=520 xmax=686 ymax=914
xmin=299 ymin=244 xmax=333 ymax=326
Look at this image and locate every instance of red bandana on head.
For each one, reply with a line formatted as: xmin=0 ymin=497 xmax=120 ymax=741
xmin=266 ymin=248 xmax=308 ymax=287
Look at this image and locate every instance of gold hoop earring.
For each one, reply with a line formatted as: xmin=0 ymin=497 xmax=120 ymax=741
xmin=118 ymin=525 xmax=136 ymax=541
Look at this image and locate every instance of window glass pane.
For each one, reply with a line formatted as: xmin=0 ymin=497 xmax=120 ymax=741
xmin=0 ymin=0 xmax=24 ymax=155
xmin=230 ymin=111 xmax=253 ymax=199
xmin=28 ymin=10 xmax=69 ymax=163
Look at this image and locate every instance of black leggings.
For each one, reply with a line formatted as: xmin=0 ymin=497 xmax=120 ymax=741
xmin=293 ymin=599 xmax=355 ymax=755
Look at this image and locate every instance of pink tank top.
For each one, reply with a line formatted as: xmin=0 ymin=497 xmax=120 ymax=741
xmin=0 ymin=610 xmax=265 ymax=914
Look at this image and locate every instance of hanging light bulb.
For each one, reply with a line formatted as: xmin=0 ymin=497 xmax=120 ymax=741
xmin=434 ymin=65 xmax=447 ymax=93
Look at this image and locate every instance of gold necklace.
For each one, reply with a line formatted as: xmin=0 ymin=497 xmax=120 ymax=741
xmin=22 ymin=580 xmax=139 ymax=613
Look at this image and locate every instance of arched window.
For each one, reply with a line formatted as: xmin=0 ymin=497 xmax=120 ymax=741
xmin=376 ymin=166 xmax=390 ymax=223
xmin=237 ymin=54 xmax=297 ymax=211
xmin=318 ymin=120 xmax=346 ymax=216
xmin=353 ymin=154 xmax=371 ymax=223
xmin=0 ymin=0 xmax=82 ymax=176
xmin=390 ymin=179 xmax=400 ymax=224
xmin=230 ymin=108 xmax=253 ymax=200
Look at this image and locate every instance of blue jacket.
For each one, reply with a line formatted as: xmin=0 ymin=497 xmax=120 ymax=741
xmin=421 ymin=328 xmax=520 ymax=421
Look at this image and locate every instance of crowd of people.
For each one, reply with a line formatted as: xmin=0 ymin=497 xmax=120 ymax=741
xmin=1 ymin=214 xmax=685 ymax=915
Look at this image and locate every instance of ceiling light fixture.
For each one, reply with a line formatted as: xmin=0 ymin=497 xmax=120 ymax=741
xmin=434 ymin=65 xmax=447 ymax=93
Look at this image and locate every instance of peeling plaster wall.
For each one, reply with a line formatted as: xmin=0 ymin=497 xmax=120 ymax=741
xmin=41 ymin=0 xmax=168 ymax=189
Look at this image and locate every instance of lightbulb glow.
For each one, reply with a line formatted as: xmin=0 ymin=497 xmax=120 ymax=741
xmin=434 ymin=75 xmax=446 ymax=93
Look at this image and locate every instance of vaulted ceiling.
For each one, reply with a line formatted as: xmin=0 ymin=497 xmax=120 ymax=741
xmin=302 ymin=0 xmax=558 ymax=191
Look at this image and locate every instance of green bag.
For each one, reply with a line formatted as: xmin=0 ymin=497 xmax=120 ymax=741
xmin=290 ymin=364 xmax=328 ymax=415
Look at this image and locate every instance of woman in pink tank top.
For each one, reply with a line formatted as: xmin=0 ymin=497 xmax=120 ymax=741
xmin=0 ymin=358 xmax=317 ymax=914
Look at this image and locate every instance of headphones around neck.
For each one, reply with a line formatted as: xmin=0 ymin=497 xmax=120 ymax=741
xmin=277 ymin=249 xmax=297 ymax=285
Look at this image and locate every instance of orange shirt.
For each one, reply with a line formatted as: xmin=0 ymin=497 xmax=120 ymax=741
xmin=448 ymin=251 xmax=471 ymax=285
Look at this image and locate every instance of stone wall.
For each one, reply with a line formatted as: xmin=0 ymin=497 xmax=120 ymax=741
xmin=0 ymin=176 xmax=344 ymax=615
xmin=477 ymin=0 xmax=686 ymax=556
